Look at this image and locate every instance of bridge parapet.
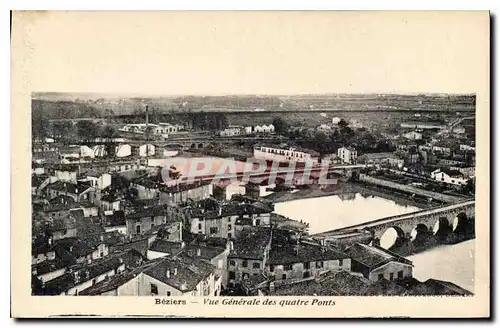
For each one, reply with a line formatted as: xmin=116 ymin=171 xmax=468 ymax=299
xmin=322 ymin=200 xmax=475 ymax=241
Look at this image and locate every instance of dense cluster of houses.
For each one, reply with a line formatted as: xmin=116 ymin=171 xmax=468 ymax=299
xmin=31 ymin=154 xmax=469 ymax=297
xmin=30 ymin=152 xmax=432 ymax=297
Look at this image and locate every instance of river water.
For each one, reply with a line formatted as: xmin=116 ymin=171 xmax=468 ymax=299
xmin=273 ymin=193 xmax=475 ymax=292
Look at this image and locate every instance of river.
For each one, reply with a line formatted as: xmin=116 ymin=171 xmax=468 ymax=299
xmin=273 ymin=193 xmax=475 ymax=292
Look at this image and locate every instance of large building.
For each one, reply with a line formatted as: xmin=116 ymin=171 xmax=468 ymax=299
xmin=253 ymin=146 xmax=319 ymax=165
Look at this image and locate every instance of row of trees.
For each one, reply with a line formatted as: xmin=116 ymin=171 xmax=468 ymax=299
xmin=190 ymin=112 xmax=229 ymax=131
xmin=32 ymin=117 xmax=118 ymax=143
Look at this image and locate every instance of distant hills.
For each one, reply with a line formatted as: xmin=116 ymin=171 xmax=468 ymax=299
xmin=31 ymin=93 xmax=476 ymax=119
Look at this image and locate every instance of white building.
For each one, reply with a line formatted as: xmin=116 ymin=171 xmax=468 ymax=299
xmin=80 ymin=146 xmax=95 ymax=158
xmin=403 ymin=131 xmax=423 ymax=140
xmin=244 ymin=126 xmax=253 ymax=134
xmin=253 ymin=146 xmax=319 ymax=164
xmin=159 ymin=123 xmax=179 ymax=134
xmin=139 ymin=144 xmax=155 ymax=157
xmin=253 ymin=124 xmax=275 ymax=134
xmin=460 ymin=144 xmax=475 ymax=152
xmin=337 ymin=147 xmax=358 ymax=164
xmin=93 ymin=145 xmax=107 ymax=158
xmin=115 ymin=144 xmax=132 ymax=158
xmin=220 ymin=127 xmax=242 ymax=137
xmin=431 ymin=169 xmax=468 ymax=186
xmin=332 ymin=117 xmax=341 ymax=124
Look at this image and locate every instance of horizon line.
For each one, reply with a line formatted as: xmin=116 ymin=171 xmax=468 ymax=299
xmin=32 ymin=91 xmax=477 ymax=98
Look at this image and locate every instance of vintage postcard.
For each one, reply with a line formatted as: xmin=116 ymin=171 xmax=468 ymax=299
xmin=11 ymin=11 xmax=490 ymax=318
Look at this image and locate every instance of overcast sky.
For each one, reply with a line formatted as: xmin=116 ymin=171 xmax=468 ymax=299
xmin=14 ymin=11 xmax=489 ymax=96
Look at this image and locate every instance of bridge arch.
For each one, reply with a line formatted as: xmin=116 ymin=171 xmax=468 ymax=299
xmin=410 ymin=223 xmax=429 ymax=243
xmin=198 ymin=143 xmax=204 ymax=149
xmin=379 ymin=226 xmax=406 ymax=250
xmin=432 ymin=217 xmax=452 ymax=237
xmin=452 ymin=212 xmax=469 ymax=232
xmin=190 ymin=143 xmax=196 ymax=149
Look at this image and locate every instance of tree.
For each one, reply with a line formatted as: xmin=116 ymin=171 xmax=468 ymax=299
xmin=101 ymin=125 xmax=117 ymax=139
xmin=76 ymin=120 xmax=99 ymax=142
xmin=51 ymin=121 xmax=74 ymax=142
xmin=272 ymin=117 xmax=290 ymax=135
xmin=338 ymin=119 xmax=349 ymax=129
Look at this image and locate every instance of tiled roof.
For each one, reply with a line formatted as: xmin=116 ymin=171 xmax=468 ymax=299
xmin=229 ymin=227 xmax=272 ymax=260
xmin=126 ymin=205 xmax=168 ymax=221
xmin=143 ymin=255 xmax=215 ymax=292
xmin=184 ymin=244 xmax=225 ymax=261
xmin=268 ymin=243 xmax=349 ymax=265
xmin=41 ymin=257 xmax=124 ymax=295
xmin=148 ymin=240 xmax=184 ymax=256
xmin=32 ymin=258 xmax=66 ymax=275
xmin=409 ymin=279 xmax=473 ymax=296
xmin=344 ymin=243 xmax=412 ymax=270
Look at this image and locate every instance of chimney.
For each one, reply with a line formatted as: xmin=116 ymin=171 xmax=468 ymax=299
xmin=174 ymin=267 xmax=178 ymax=276
xmin=166 ymin=269 xmax=171 ymax=279
xmin=69 ymin=246 xmax=73 ymax=253
xmin=196 ymin=248 xmax=201 ymax=256
xmin=269 ymin=282 xmax=275 ymax=292
xmin=119 ymin=258 xmax=123 ymax=264
xmin=100 ymin=235 xmax=104 ymax=242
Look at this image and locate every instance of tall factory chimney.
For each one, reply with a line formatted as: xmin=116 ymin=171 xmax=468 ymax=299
xmin=145 ymin=105 xmax=149 ymax=141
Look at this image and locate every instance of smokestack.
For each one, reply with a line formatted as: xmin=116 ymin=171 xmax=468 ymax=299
xmin=145 ymin=105 xmax=149 ymax=141
xmin=166 ymin=269 xmax=170 ymax=279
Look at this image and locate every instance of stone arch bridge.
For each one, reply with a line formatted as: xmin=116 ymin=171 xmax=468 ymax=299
xmin=317 ymin=200 xmax=475 ymax=245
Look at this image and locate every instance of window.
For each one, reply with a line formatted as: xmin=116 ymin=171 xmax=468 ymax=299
xmin=229 ymin=260 xmax=235 ymax=266
xmin=227 ymin=217 xmax=231 ymax=222
xmin=228 ymin=224 xmax=232 ymax=230
xmin=136 ymin=225 xmax=141 ymax=234
xmin=284 ymin=264 xmax=292 ymax=271
xmin=304 ymin=262 xmax=310 ymax=270
xmin=339 ymin=259 xmax=343 ymax=267
xmin=99 ymin=251 xmax=104 ymax=258
xmin=269 ymin=264 xmax=274 ymax=272
xmin=303 ymin=272 xmax=310 ymax=278
xmin=397 ymin=270 xmax=404 ymax=280
xmin=209 ymin=227 xmax=218 ymax=235
xmin=253 ymin=262 xmax=260 ymax=269
xmin=228 ymin=271 xmax=236 ymax=280
xmin=242 ymin=260 xmax=248 ymax=268
xmin=167 ymin=291 xmax=171 ymax=296
xmin=377 ymin=273 xmax=384 ymax=281
xmin=389 ymin=273 xmax=394 ymax=281
xmin=150 ymin=283 xmax=158 ymax=295
xmin=255 ymin=219 xmax=261 ymax=226
xmin=282 ymin=274 xmax=287 ymax=280
xmin=316 ymin=261 xmax=323 ymax=269
xmin=198 ymin=223 xmax=202 ymax=230
xmin=228 ymin=233 xmax=232 ymax=239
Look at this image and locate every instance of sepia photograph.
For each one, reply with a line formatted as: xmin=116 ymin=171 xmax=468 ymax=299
xmin=11 ymin=10 xmax=490 ymax=318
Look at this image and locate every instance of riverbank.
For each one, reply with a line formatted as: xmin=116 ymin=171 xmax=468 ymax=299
xmin=263 ymin=182 xmax=437 ymax=209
